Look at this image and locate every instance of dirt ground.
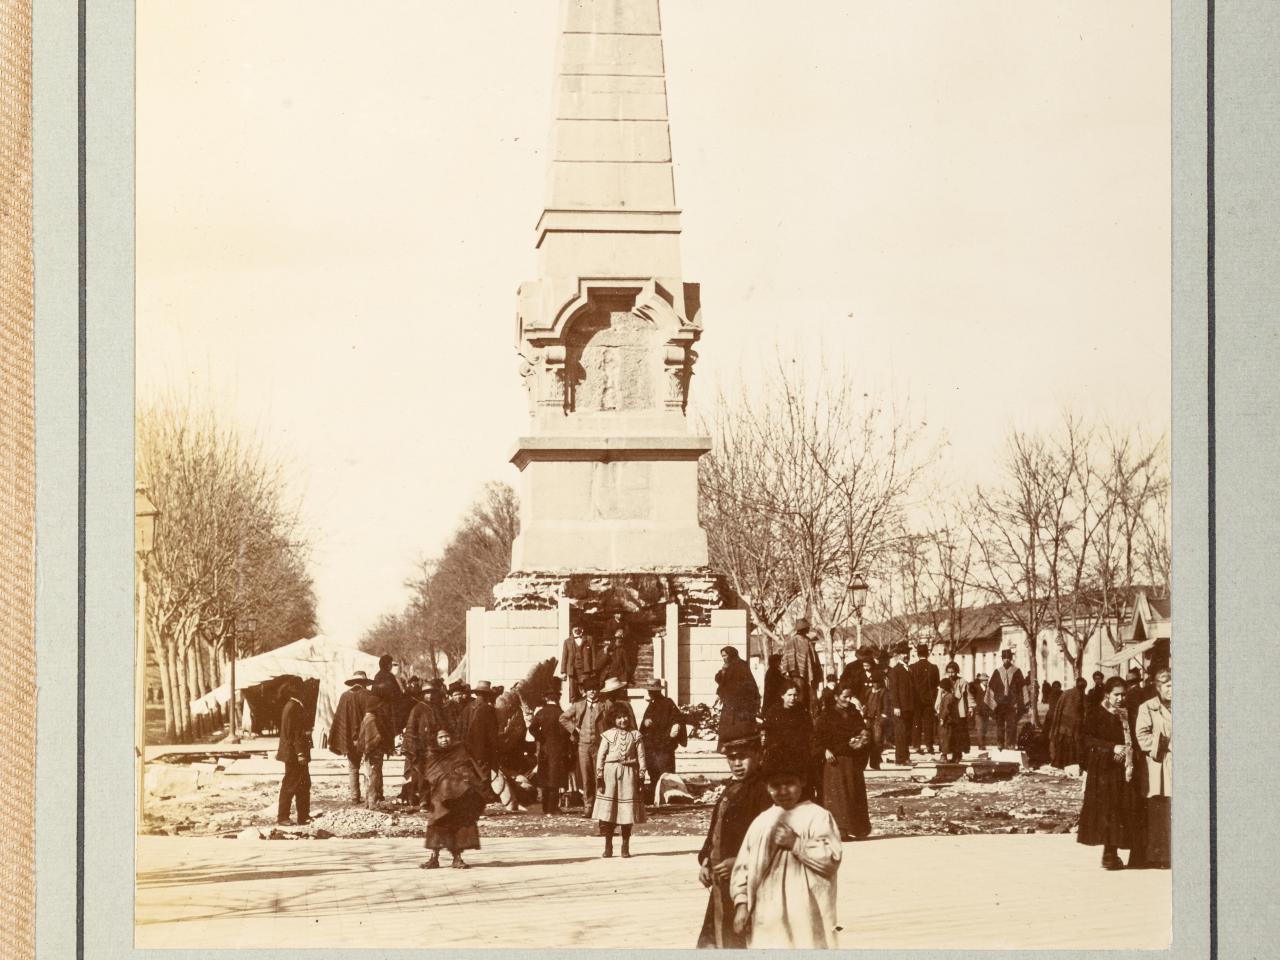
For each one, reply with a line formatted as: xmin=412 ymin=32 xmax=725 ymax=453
xmin=143 ymin=766 xmax=1084 ymax=841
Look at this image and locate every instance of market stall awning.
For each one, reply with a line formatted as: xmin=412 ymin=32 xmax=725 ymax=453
xmin=1100 ymin=635 xmax=1161 ymax=667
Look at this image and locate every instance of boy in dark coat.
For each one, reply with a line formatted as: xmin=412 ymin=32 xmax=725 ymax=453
xmin=696 ymin=721 xmax=772 ymax=949
xmin=327 ymin=670 xmax=371 ymax=804
xmin=276 ymin=679 xmax=312 ymax=825
xmin=357 ymin=695 xmax=388 ymax=809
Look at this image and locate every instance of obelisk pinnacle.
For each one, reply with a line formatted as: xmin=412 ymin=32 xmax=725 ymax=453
xmin=535 ymin=0 xmax=684 ymax=281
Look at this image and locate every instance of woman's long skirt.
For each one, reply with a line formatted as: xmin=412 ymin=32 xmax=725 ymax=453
xmin=1146 ymin=796 xmax=1171 ymax=866
xmin=821 ymin=754 xmax=871 ymax=839
xmin=592 ymin=760 xmax=647 ymax=826
xmin=424 ymin=819 xmax=480 ymax=853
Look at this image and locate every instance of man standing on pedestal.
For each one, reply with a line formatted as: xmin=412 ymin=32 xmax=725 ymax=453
xmin=986 ymin=649 xmax=1027 ymax=750
xmin=885 ymin=642 xmax=914 ymax=766
xmin=779 ymin=619 xmax=823 ymax=717
xmin=560 ymin=625 xmax=597 ymax=703
xmin=908 ymin=643 xmax=940 ymax=755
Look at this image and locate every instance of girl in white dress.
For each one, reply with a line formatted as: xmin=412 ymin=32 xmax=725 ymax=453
xmin=592 ymin=708 xmax=647 ymax=857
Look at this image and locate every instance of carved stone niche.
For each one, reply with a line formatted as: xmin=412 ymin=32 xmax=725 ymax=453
xmin=524 ymin=279 xmax=699 ymax=416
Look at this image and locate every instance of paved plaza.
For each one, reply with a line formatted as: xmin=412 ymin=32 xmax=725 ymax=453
xmin=136 ymin=832 xmax=1170 ymax=950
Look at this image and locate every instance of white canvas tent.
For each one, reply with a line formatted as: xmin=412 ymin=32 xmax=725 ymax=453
xmin=190 ymin=635 xmax=380 ymax=747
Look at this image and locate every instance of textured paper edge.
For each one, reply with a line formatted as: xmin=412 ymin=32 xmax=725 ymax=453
xmin=0 ymin=0 xmax=36 ymax=955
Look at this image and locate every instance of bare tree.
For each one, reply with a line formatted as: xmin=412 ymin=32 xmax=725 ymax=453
xmin=368 ymin=482 xmax=520 ymax=673
xmin=921 ymin=513 xmax=981 ymax=660
xmin=699 ymin=387 xmax=803 ymax=651
xmin=699 ymin=356 xmax=934 ymax=668
xmin=969 ymin=430 xmax=1056 ymax=728
xmin=137 ymin=399 xmax=316 ymax=743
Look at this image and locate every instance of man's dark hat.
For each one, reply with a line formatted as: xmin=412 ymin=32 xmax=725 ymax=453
xmin=645 ymin=679 xmax=665 ymax=694
xmin=278 ymin=677 xmax=303 ymax=702
xmin=1001 ymin=648 xmax=1015 ymax=659
xmin=718 ymin=720 xmax=762 ymax=754
xmin=425 ymin=677 xmax=445 ymax=692
xmin=794 ymin=618 xmax=811 ymax=633
xmin=856 ymin=646 xmax=876 ymax=662
xmin=893 ymin=640 xmax=911 ymax=656
xmin=447 ymin=680 xmax=470 ymax=695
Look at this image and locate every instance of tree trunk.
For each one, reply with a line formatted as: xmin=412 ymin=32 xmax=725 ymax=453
xmin=174 ymin=641 xmax=192 ymax=741
xmin=153 ymin=637 xmax=175 ymax=743
xmin=164 ymin=642 xmax=183 ymax=740
xmin=188 ymin=644 xmax=205 ymax=737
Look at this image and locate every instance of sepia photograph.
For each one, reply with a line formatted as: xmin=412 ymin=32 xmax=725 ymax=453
xmin=133 ymin=0 xmax=1173 ymax=950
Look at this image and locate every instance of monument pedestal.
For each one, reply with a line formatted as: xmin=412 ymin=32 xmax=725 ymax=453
xmin=467 ymin=571 xmax=747 ymax=705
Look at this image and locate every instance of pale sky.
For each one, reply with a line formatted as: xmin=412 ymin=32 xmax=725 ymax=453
xmin=136 ymin=1 xmax=1171 ymax=642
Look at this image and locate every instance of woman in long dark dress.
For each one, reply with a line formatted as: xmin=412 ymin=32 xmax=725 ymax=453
xmin=529 ymin=686 xmax=571 ymax=815
xmin=761 ymin=681 xmax=814 ymax=797
xmin=814 ymin=685 xmax=872 ymax=839
xmin=1076 ymin=677 xmax=1136 ymax=869
xmin=421 ymin=727 xmax=490 ymax=869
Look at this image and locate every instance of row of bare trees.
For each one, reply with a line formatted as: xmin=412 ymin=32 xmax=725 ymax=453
xmin=138 ymin=400 xmax=317 ymax=743
xmin=359 ymin=481 xmax=518 ymax=676
xmin=699 ymin=358 xmax=1170 ymax=724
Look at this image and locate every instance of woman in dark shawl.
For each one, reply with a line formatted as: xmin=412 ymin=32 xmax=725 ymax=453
xmin=715 ymin=646 xmax=761 ymax=749
xmin=814 ymin=684 xmax=872 ymax=839
xmin=760 ymin=681 xmax=813 ymax=797
xmin=1077 ymin=676 xmax=1137 ymax=869
xmin=421 ymin=727 xmax=490 ymax=869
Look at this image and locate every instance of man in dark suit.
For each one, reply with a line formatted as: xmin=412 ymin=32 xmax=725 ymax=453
xmin=885 ymin=642 xmax=914 ymax=765
xmin=276 ymin=678 xmax=312 ymax=825
xmin=987 ymin=648 xmax=1027 ymax=749
xmin=908 ymin=643 xmax=940 ymax=755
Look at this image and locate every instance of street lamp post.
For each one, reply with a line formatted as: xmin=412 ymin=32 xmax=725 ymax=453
xmin=850 ymin=573 xmax=869 ymax=659
xmin=135 ymin=488 xmax=159 ymax=830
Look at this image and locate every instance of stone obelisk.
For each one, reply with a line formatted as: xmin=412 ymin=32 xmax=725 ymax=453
xmin=468 ymin=0 xmax=746 ymax=703
xmin=510 ymin=0 xmax=708 ymax=573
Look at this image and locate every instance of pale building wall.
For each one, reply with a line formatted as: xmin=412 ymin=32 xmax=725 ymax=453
xmin=465 ymin=607 xmax=562 ymax=690
xmin=677 ymin=610 xmax=747 ymax=706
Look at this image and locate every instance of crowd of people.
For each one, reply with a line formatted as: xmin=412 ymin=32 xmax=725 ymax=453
xmin=270 ymin=624 xmax=1169 ymax=947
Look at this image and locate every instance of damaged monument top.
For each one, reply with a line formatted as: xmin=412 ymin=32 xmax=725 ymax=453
xmin=510 ymin=0 xmax=711 ymax=574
